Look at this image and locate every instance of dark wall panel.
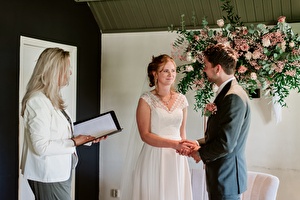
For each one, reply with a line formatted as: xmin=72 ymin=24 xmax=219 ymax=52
xmin=0 ymin=0 xmax=101 ymax=199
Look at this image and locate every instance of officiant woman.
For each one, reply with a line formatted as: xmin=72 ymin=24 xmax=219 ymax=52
xmin=20 ymin=47 xmax=106 ymax=200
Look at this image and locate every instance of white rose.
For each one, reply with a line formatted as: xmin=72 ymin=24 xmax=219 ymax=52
xmin=281 ymin=41 xmax=286 ymax=52
xmin=185 ymin=65 xmax=194 ymax=72
xmin=224 ymin=41 xmax=231 ymax=47
xmin=245 ymin=51 xmax=252 ymax=60
xmin=289 ymin=41 xmax=295 ymax=48
xmin=217 ymin=19 xmax=224 ymax=28
xmin=262 ymin=38 xmax=271 ymax=47
xmin=250 ymin=72 xmax=257 ymax=80
xmin=186 ymin=52 xmax=193 ymax=61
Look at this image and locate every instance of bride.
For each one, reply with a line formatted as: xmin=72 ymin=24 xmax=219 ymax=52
xmin=123 ymin=54 xmax=196 ymax=200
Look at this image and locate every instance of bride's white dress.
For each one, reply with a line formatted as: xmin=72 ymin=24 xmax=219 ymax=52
xmin=132 ymin=91 xmax=193 ymax=200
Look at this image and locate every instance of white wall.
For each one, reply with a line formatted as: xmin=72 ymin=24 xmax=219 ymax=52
xmin=100 ymin=28 xmax=300 ymax=200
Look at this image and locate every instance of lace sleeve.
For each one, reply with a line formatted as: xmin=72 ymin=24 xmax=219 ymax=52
xmin=140 ymin=92 xmax=153 ymax=108
xmin=178 ymin=93 xmax=189 ymax=109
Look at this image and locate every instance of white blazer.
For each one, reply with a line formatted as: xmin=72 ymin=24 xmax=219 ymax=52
xmin=20 ymin=92 xmax=77 ymax=183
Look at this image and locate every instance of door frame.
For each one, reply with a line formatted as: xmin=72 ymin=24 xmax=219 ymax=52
xmin=19 ymin=36 xmax=77 ymax=200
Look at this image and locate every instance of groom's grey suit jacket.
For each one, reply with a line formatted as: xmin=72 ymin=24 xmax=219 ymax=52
xmin=198 ymin=79 xmax=251 ymax=196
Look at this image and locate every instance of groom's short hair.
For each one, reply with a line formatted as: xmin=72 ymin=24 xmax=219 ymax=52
xmin=204 ymin=43 xmax=237 ymax=75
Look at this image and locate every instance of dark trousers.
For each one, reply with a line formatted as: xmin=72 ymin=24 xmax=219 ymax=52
xmin=208 ymin=193 xmax=241 ymax=200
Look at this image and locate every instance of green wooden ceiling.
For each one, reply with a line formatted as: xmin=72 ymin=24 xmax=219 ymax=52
xmin=75 ymin=0 xmax=300 ymax=33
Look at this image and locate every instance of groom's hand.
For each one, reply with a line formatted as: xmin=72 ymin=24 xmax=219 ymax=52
xmin=190 ymin=150 xmax=201 ymax=163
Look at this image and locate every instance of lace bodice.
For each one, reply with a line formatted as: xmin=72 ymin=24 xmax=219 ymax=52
xmin=140 ymin=91 xmax=188 ymax=139
xmin=141 ymin=91 xmax=188 ymax=112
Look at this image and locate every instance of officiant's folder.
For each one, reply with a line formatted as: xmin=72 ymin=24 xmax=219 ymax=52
xmin=73 ymin=110 xmax=122 ymax=139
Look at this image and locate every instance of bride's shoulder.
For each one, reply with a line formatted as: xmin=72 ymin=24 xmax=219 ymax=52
xmin=140 ymin=91 xmax=155 ymax=102
xmin=140 ymin=91 xmax=152 ymax=98
xmin=175 ymin=92 xmax=186 ymax=99
xmin=174 ymin=92 xmax=188 ymax=107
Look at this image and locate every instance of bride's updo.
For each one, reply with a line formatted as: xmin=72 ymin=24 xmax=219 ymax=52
xmin=147 ymin=54 xmax=176 ymax=87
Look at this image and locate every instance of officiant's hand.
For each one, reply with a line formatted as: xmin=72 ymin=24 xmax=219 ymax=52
xmin=92 ymin=135 xmax=107 ymax=143
xmin=72 ymin=135 xmax=96 ymax=146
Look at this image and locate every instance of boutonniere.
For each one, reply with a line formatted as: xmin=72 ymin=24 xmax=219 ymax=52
xmin=204 ymin=103 xmax=217 ymax=117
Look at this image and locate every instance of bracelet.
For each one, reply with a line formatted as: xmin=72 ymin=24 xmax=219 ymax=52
xmin=71 ymin=138 xmax=77 ymax=147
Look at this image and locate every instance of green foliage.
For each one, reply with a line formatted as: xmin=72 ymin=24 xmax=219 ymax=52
xmin=171 ymin=0 xmax=300 ymax=114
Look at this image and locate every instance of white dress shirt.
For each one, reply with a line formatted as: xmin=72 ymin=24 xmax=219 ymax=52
xmin=216 ymin=77 xmax=236 ymax=96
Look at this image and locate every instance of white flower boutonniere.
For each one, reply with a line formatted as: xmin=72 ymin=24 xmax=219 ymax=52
xmin=204 ymin=103 xmax=217 ymax=117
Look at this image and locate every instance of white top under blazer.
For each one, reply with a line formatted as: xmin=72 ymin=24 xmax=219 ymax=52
xmin=20 ymin=92 xmax=77 ymax=182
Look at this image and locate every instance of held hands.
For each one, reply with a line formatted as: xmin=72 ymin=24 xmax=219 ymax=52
xmin=175 ymin=140 xmax=195 ymax=155
xmin=177 ymin=140 xmax=202 ymax=163
xmin=72 ymin=135 xmax=107 ymax=146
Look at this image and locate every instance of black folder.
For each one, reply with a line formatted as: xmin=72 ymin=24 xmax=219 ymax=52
xmin=73 ymin=110 xmax=123 ymax=139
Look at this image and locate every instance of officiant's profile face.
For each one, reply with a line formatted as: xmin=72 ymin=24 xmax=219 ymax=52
xmin=203 ymin=57 xmax=218 ymax=83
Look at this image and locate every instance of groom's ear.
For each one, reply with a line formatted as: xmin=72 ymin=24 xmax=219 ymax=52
xmin=215 ymin=64 xmax=222 ymax=74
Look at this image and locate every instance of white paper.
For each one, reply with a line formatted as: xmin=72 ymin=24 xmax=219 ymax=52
xmin=74 ymin=113 xmax=120 ymax=138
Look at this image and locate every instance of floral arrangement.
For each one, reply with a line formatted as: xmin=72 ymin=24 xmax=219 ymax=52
xmin=171 ymin=0 xmax=300 ymax=115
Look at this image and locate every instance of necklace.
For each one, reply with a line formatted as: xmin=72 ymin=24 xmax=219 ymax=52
xmin=155 ymin=90 xmax=173 ymax=106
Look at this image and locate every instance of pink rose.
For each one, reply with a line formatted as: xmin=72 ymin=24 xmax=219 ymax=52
xmin=240 ymin=43 xmax=250 ymax=52
xmin=278 ymin=16 xmax=286 ymax=23
xmin=238 ymin=65 xmax=248 ymax=73
xmin=241 ymin=27 xmax=248 ymax=35
xmin=252 ymin=50 xmax=261 ymax=59
xmin=194 ymin=35 xmax=200 ymax=41
xmin=204 ymin=103 xmax=217 ymax=116
xmin=194 ymin=79 xmax=205 ymax=89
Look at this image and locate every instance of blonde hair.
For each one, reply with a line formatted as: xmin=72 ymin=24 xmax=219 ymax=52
xmin=21 ymin=47 xmax=70 ymax=116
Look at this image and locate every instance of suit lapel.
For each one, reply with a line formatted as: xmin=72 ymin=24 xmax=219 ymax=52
xmin=213 ymin=80 xmax=232 ymax=105
xmin=204 ymin=80 xmax=233 ymax=142
xmin=206 ymin=80 xmax=233 ymax=124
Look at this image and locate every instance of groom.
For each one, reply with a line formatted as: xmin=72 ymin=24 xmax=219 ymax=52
xmin=183 ymin=43 xmax=251 ymax=200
